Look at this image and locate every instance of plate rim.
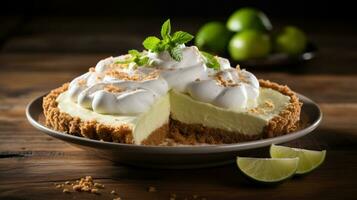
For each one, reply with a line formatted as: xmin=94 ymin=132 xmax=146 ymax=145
xmin=26 ymin=93 xmax=322 ymax=154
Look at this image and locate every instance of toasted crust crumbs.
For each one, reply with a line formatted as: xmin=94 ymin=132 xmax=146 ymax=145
xmin=215 ymin=71 xmax=240 ymax=87
xmin=248 ymin=100 xmax=275 ymax=114
xmin=105 ymin=69 xmax=159 ymax=81
xmin=104 ymin=85 xmax=124 ymax=93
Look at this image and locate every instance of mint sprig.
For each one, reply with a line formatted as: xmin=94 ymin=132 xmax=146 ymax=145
xmin=200 ymin=51 xmax=220 ymax=70
xmin=115 ymin=49 xmax=150 ymax=66
xmin=143 ymin=19 xmax=194 ymax=61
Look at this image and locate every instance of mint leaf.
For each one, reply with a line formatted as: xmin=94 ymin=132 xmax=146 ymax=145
xmin=128 ymin=49 xmax=141 ymax=57
xmin=172 ymin=31 xmax=194 ymax=44
xmin=115 ymin=49 xmax=151 ymax=66
xmin=143 ymin=36 xmax=161 ymax=51
xmin=161 ymin=19 xmax=171 ymax=39
xmin=169 ymin=46 xmax=183 ymax=61
xmin=200 ymin=51 xmax=220 ymax=70
xmin=142 ymin=19 xmax=194 ymax=61
xmin=135 ymin=56 xmax=149 ymax=66
xmin=115 ymin=59 xmax=132 ymax=64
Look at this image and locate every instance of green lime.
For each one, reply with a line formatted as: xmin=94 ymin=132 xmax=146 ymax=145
xmin=270 ymin=144 xmax=326 ymax=174
xmin=195 ymin=21 xmax=232 ymax=54
xmin=237 ymin=157 xmax=299 ymax=183
xmin=228 ymin=30 xmax=271 ymax=61
xmin=227 ymin=7 xmax=272 ymax=32
xmin=274 ymin=26 xmax=307 ymax=55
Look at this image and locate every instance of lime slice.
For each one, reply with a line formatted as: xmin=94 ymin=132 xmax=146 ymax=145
xmin=270 ymin=144 xmax=326 ymax=174
xmin=236 ymin=157 xmax=299 ymax=183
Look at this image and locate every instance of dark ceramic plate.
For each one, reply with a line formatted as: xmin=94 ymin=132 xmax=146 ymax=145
xmin=26 ymin=93 xmax=322 ymax=169
xmin=232 ymin=42 xmax=318 ymax=68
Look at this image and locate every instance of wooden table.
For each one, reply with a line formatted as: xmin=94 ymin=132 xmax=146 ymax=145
xmin=1 ymin=17 xmax=357 ymax=200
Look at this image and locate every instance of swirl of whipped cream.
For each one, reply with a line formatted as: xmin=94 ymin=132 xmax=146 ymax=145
xmin=66 ymin=45 xmax=259 ymax=115
xmin=76 ymin=77 xmax=169 ymax=115
xmin=187 ymin=68 xmax=260 ymax=111
xmin=148 ymin=46 xmax=208 ymax=92
xmin=68 ymin=60 xmax=169 ymax=115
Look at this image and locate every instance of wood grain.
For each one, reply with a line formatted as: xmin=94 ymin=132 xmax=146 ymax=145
xmin=1 ymin=17 xmax=357 ymax=200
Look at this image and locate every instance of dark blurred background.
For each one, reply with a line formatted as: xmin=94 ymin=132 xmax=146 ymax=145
xmin=1 ymin=0 xmax=356 ymax=73
xmin=1 ymin=0 xmax=356 ymax=19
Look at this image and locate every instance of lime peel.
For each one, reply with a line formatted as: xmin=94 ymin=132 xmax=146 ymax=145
xmin=236 ymin=157 xmax=299 ymax=183
xmin=270 ymin=144 xmax=326 ymax=174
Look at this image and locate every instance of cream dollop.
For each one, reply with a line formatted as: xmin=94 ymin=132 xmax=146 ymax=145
xmin=77 ymin=78 xmax=169 ymax=115
xmin=187 ymin=68 xmax=260 ymax=111
xmin=148 ymin=46 xmax=207 ymax=92
xmin=66 ymin=45 xmax=260 ymax=115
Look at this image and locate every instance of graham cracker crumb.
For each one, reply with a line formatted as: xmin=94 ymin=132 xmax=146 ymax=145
xmin=91 ymin=188 xmax=99 ymax=194
xmin=264 ymin=100 xmax=274 ymax=108
xmin=66 ymin=176 xmax=104 ymax=193
xmin=248 ymin=100 xmax=275 ymax=115
xmin=111 ymin=190 xmax=117 ymax=195
xmin=77 ymin=79 xmax=86 ymax=86
xmin=73 ymin=185 xmax=81 ymax=191
xmin=63 ymin=189 xmax=70 ymax=193
xmin=113 ymin=197 xmax=122 ymax=200
xmin=94 ymin=182 xmax=105 ymax=188
xmin=104 ymin=85 xmax=124 ymax=93
xmin=105 ymin=69 xmax=159 ymax=81
xmin=82 ymin=186 xmax=90 ymax=192
xmin=215 ymin=71 xmax=239 ymax=87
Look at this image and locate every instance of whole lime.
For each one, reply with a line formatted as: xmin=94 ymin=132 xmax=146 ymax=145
xmin=274 ymin=26 xmax=307 ymax=55
xmin=227 ymin=7 xmax=272 ymax=32
xmin=228 ymin=30 xmax=271 ymax=61
xmin=195 ymin=21 xmax=232 ymax=54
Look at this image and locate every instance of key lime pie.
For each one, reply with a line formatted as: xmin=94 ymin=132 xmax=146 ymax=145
xmin=43 ymin=20 xmax=301 ymax=145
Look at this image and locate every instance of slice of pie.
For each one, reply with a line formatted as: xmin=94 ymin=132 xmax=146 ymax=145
xmin=43 ymin=20 xmax=301 ymax=145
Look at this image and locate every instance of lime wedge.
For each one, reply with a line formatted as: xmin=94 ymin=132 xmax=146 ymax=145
xmin=270 ymin=144 xmax=326 ymax=174
xmin=236 ymin=157 xmax=299 ymax=183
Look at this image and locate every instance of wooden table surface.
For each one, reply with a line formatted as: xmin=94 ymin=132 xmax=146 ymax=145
xmin=1 ymin=17 xmax=357 ymax=200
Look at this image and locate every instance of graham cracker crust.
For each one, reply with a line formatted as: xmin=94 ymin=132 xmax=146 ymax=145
xmin=169 ymin=119 xmax=261 ymax=144
xmin=141 ymin=123 xmax=169 ymax=145
xmin=42 ymin=79 xmax=301 ymax=145
xmin=259 ymin=79 xmax=302 ymax=138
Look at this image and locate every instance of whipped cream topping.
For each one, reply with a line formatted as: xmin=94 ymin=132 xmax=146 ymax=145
xmin=66 ymin=46 xmax=260 ymax=115
xmin=187 ymin=68 xmax=259 ymax=111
